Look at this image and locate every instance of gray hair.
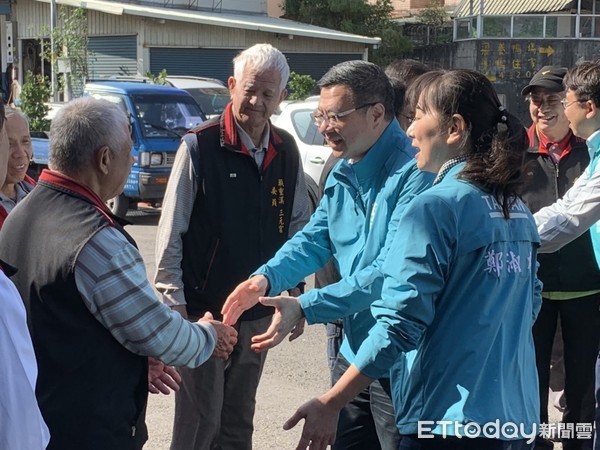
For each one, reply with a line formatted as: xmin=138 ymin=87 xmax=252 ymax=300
xmin=318 ymin=60 xmax=395 ymax=122
xmin=233 ymin=43 xmax=290 ymax=92
xmin=49 ymin=97 xmax=129 ymax=175
xmin=5 ymin=107 xmax=30 ymax=129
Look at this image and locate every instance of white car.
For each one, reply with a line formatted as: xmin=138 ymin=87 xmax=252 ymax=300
xmin=165 ymin=76 xmax=230 ymax=118
xmin=274 ymin=98 xmax=332 ymax=210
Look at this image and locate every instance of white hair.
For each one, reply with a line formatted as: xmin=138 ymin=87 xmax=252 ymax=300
xmin=233 ymin=43 xmax=290 ymax=92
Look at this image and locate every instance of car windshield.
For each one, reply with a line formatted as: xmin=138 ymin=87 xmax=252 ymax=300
xmin=186 ymin=87 xmax=230 ymax=116
xmin=132 ymin=94 xmax=205 ymax=138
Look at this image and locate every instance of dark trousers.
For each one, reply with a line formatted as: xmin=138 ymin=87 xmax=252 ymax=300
xmin=594 ymin=353 xmax=600 ymax=450
xmin=170 ymin=315 xmax=270 ymax=450
xmin=400 ymin=435 xmax=533 ymax=450
xmin=332 ymin=355 xmax=400 ymax=450
xmin=533 ymin=295 xmax=600 ymax=450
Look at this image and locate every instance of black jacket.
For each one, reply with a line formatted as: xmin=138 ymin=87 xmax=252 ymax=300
xmin=0 ymin=170 xmax=148 ymax=450
xmin=522 ymin=126 xmax=600 ymax=292
xmin=181 ymin=103 xmax=301 ymax=320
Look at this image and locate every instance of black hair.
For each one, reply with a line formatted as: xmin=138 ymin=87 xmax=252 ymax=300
xmin=385 ymin=59 xmax=430 ymax=116
xmin=318 ymin=60 xmax=395 ymax=121
xmin=419 ymin=69 xmax=528 ymax=218
xmin=564 ymin=60 xmax=600 ymax=107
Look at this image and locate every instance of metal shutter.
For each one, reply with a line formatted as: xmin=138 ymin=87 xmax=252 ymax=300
xmin=285 ymin=53 xmax=363 ymax=82
xmin=150 ymin=48 xmax=240 ymax=84
xmin=88 ymin=35 xmax=137 ymax=79
xmin=150 ymin=48 xmax=362 ymax=85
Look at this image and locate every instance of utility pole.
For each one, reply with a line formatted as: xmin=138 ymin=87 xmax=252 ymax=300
xmin=50 ymin=0 xmax=57 ymax=101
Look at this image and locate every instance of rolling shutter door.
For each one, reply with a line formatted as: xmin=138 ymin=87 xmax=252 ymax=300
xmin=88 ymin=35 xmax=137 ymax=79
xmin=150 ymin=48 xmax=362 ymax=85
xmin=285 ymin=53 xmax=363 ymax=82
xmin=150 ymin=48 xmax=240 ymax=84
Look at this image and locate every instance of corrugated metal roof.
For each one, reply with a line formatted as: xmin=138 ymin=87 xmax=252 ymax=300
xmin=34 ymin=0 xmax=380 ymax=45
xmin=454 ymin=0 xmax=575 ymax=17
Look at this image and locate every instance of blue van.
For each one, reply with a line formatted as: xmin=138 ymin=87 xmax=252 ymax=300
xmin=31 ymin=81 xmax=206 ymax=217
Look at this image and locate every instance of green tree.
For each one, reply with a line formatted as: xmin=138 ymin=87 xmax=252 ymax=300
xmin=41 ymin=6 xmax=90 ymax=98
xmin=287 ymin=72 xmax=316 ymax=100
xmin=20 ymin=71 xmax=51 ymax=132
xmin=282 ymin=0 xmax=412 ymax=66
xmin=414 ymin=2 xmax=452 ymax=44
xmin=146 ymin=69 xmax=169 ymax=85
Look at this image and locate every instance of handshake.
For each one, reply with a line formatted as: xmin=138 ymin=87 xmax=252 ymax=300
xmin=171 ymin=304 xmax=238 ymax=360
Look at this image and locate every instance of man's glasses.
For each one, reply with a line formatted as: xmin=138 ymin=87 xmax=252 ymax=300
xmin=560 ymin=98 xmax=584 ymax=110
xmin=312 ymin=103 xmax=377 ymax=127
xmin=526 ymin=94 xmax=563 ymax=108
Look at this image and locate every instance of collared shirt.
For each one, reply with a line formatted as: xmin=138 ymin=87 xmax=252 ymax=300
xmin=0 ymin=180 xmax=35 ymax=214
xmin=237 ymin=123 xmax=269 ymax=170
xmin=536 ymin=128 xmax=573 ymax=163
xmin=535 ymin=129 xmax=600 ymax=253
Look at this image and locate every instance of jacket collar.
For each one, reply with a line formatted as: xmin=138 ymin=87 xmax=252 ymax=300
xmin=38 ymin=169 xmax=129 ymax=227
xmin=219 ymin=102 xmax=283 ymax=171
xmin=333 ymin=119 xmax=412 ymax=187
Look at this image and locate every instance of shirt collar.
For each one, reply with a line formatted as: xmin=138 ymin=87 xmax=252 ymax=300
xmin=236 ymin=122 xmax=270 ymax=152
xmin=587 ymin=129 xmax=600 ymax=155
xmin=433 ymin=155 xmax=470 ymax=185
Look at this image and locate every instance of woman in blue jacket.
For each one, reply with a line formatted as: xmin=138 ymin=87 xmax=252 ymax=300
xmin=283 ymin=70 xmax=542 ymax=450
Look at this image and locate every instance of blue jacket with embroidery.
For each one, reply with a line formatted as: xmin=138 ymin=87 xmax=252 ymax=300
xmin=353 ymin=163 xmax=542 ymax=438
xmin=254 ymin=119 xmax=435 ymax=364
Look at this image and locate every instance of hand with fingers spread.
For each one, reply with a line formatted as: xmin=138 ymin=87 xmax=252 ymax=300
xmin=250 ymin=295 xmax=304 ymax=352
xmin=283 ymin=396 xmax=340 ymax=450
xmin=148 ymin=357 xmax=182 ymax=394
xmin=198 ymin=312 xmax=238 ymax=360
xmin=221 ymin=275 xmax=269 ymax=326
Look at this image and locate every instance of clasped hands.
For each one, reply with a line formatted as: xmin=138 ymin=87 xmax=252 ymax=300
xmin=221 ymin=275 xmax=305 ymax=351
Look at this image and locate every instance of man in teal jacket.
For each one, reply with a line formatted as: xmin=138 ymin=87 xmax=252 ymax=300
xmin=222 ymin=60 xmax=434 ymax=450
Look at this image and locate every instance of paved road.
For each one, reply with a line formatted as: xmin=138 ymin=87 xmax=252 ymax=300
xmin=126 ymin=210 xmax=330 ymax=450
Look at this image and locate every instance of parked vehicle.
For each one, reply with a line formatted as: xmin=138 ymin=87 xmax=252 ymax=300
xmin=164 ymin=76 xmax=230 ymax=118
xmin=30 ymin=81 xmax=205 ymax=217
xmin=274 ymin=98 xmax=330 ymax=210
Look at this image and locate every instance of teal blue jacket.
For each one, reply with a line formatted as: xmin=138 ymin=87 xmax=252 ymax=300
xmin=353 ymin=163 xmax=542 ymax=438
xmin=254 ymin=120 xmax=434 ymax=363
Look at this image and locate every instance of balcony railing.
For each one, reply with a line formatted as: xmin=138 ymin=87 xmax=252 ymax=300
xmin=454 ymin=14 xmax=600 ymax=40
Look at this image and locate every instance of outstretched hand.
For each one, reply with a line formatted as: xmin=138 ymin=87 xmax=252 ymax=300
xmin=198 ymin=312 xmax=238 ymax=360
xmin=250 ymin=295 xmax=304 ymax=352
xmin=284 ymin=397 xmax=340 ymax=450
xmin=221 ymin=275 xmax=269 ymax=326
xmin=148 ymin=357 xmax=182 ymax=394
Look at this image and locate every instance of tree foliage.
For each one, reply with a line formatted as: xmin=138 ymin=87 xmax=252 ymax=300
xmin=146 ymin=69 xmax=169 ymax=85
xmin=41 ymin=6 xmax=90 ymax=98
xmin=282 ymin=0 xmax=412 ymax=66
xmin=20 ymin=71 xmax=51 ymax=132
xmin=287 ymin=72 xmax=316 ymax=100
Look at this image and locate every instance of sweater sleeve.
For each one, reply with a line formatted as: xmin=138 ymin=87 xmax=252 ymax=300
xmin=76 ymin=227 xmax=216 ymax=368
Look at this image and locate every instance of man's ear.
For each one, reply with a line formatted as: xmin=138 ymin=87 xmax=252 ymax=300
xmin=227 ymin=76 xmax=236 ymax=96
xmin=371 ymin=103 xmax=385 ymax=124
xmin=96 ymin=146 xmax=111 ymax=175
xmin=447 ymin=114 xmax=467 ymax=146
xmin=586 ymin=99 xmax=599 ymax=120
xmin=279 ymin=88 xmax=288 ymax=103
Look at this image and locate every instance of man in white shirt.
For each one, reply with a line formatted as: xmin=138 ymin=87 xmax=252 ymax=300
xmin=532 ymin=60 xmax=600 ymax=450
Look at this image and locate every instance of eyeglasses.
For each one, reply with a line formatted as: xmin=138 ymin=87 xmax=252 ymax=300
xmin=400 ymin=113 xmax=415 ymax=124
xmin=527 ymin=94 xmax=563 ymax=108
xmin=560 ymin=98 xmax=584 ymax=110
xmin=312 ymin=103 xmax=377 ymax=127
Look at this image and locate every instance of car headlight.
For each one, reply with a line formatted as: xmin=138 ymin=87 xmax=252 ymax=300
xmin=150 ymin=153 xmax=163 ymax=166
xmin=140 ymin=151 xmax=150 ymax=166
